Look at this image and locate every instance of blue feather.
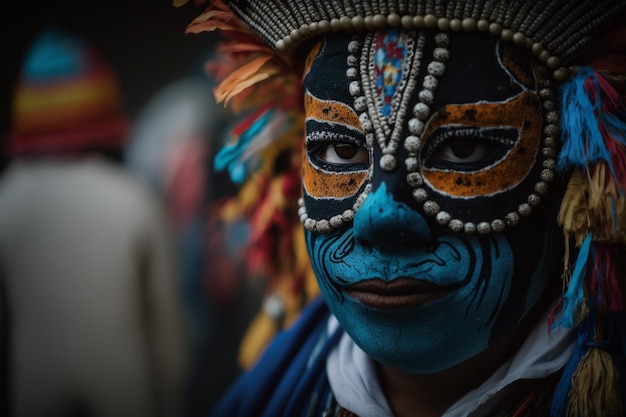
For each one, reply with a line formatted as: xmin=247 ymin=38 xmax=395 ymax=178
xmin=214 ymin=109 xmax=275 ymax=184
xmin=557 ymin=67 xmax=626 ymax=180
xmin=558 ymin=67 xmax=610 ymax=172
xmin=553 ymin=233 xmax=592 ymax=330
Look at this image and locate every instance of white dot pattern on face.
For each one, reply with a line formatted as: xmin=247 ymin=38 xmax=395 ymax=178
xmin=299 ymin=31 xmax=560 ymax=235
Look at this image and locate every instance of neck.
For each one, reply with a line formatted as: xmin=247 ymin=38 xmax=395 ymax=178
xmin=375 ymin=336 xmax=514 ymax=417
xmin=376 ymin=296 xmax=557 ymax=417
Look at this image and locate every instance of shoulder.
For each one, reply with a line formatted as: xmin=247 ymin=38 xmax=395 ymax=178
xmin=210 ymin=297 xmax=342 ymax=417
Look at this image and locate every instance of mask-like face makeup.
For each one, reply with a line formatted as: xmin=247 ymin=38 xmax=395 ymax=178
xmin=301 ymin=29 xmax=562 ymax=373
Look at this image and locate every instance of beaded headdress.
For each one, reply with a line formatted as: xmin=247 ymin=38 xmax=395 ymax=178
xmin=185 ymin=1 xmax=626 ymax=415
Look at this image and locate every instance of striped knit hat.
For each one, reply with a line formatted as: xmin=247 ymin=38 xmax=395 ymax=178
xmin=7 ymin=27 xmax=128 ymax=157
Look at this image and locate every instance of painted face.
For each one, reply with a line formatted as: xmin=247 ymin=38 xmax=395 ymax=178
xmin=300 ymin=29 xmax=563 ymax=373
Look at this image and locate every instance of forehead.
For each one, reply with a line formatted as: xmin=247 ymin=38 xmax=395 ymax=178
xmin=303 ymin=30 xmax=536 ymax=107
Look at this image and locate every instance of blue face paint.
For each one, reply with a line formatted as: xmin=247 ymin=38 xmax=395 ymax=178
xmin=307 ymin=183 xmax=556 ymax=372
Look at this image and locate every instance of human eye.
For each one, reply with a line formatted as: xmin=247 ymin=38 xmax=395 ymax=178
xmin=307 ymin=130 xmax=369 ymax=169
xmin=423 ymin=127 xmax=517 ymax=170
xmin=322 ymin=142 xmax=369 ymax=164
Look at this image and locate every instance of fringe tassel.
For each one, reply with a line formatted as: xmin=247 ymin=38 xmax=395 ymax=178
xmin=550 ymin=315 xmax=591 ymax=417
xmin=553 ymin=233 xmax=592 ymax=329
xmin=568 ymin=347 xmax=622 ymax=417
xmin=552 ymin=65 xmax=626 ymax=416
xmin=567 ymin=309 xmax=623 ymax=417
xmin=557 ymin=67 xmax=626 ymax=179
xmin=557 ymin=170 xmax=591 ymax=248
xmin=591 ymin=243 xmax=625 ymax=313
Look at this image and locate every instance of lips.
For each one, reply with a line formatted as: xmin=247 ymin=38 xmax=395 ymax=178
xmin=345 ymin=278 xmax=451 ymax=309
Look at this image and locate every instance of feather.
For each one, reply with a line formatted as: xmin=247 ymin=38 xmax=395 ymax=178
xmin=554 ymin=233 xmax=593 ymax=329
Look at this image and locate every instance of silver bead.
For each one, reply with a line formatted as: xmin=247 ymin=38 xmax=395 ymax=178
xmin=434 ymin=33 xmax=450 ymax=47
xmin=546 ymin=111 xmax=559 ymax=124
xmin=351 ymin=16 xmax=365 ymax=31
xmin=464 ymin=222 xmax=477 ymax=234
xmin=342 ymin=209 xmax=355 ymax=222
xmin=505 ymin=212 xmax=520 ymax=226
xmin=340 ymin=16 xmax=353 ymax=31
xmin=540 ymin=169 xmax=555 ymax=182
xmin=413 ymin=102 xmax=430 ymax=119
xmin=418 ymin=89 xmax=434 ymax=104
xmin=401 ymin=15 xmax=414 ymax=29
xmin=330 ymin=215 xmax=344 ymax=228
xmin=512 ymin=32 xmax=527 ymax=46
xmin=542 ymin=147 xmax=557 ymax=158
xmin=405 ymin=156 xmax=419 ymax=171
xmin=477 ymin=222 xmax=492 ymax=234
xmin=427 ymin=61 xmax=446 ymax=77
xmin=319 ymin=20 xmax=331 ymax=33
xmin=316 ymin=219 xmax=332 ymax=233
xmin=433 ymin=48 xmax=450 ymax=62
xmin=422 ymin=74 xmax=439 ymax=90
xmin=346 ymin=67 xmax=358 ymax=80
xmin=544 ymin=136 xmax=558 ymax=147
xmin=535 ymin=181 xmax=549 ymax=195
xmin=406 ymin=172 xmax=423 ymax=187
xmin=412 ymin=188 xmax=428 ymax=202
xmin=528 ymin=193 xmax=541 ymax=207
xmin=462 ymin=18 xmax=476 ymax=32
xmin=539 ymin=88 xmax=553 ymax=99
xmin=380 ymin=154 xmax=396 ymax=171
xmin=373 ymin=14 xmax=387 ymax=28
xmin=387 ymin=13 xmax=401 ymax=27
xmin=518 ymin=203 xmax=532 ymax=217
xmin=450 ymin=18 xmax=462 ymax=32
xmin=359 ymin=113 xmax=373 ymax=131
xmin=500 ymin=29 xmax=513 ymax=42
xmin=408 ymin=118 xmax=425 ymax=135
xmin=349 ymin=81 xmax=361 ymax=96
xmin=304 ymin=218 xmax=317 ymax=231
xmin=477 ymin=19 xmax=489 ymax=32
xmin=404 ymin=135 xmax=421 ymax=153
xmin=449 ymin=219 xmax=464 ymax=232
xmin=437 ymin=18 xmax=450 ymax=31
xmin=543 ymin=158 xmax=556 ymax=169
xmin=491 ymin=219 xmax=505 ymax=232
xmin=423 ymin=200 xmax=440 ymax=216
xmin=424 ymin=14 xmax=437 ymax=28
xmin=436 ymin=211 xmax=451 ymax=226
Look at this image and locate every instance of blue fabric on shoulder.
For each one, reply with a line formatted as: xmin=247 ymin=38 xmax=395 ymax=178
xmin=209 ymin=297 xmax=343 ymax=417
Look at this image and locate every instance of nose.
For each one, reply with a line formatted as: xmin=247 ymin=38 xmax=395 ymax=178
xmin=353 ymin=183 xmax=432 ymax=249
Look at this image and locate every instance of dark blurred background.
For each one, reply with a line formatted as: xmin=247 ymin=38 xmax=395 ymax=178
xmin=1 ymin=0 xmax=214 ymax=168
xmin=0 ymin=2 xmax=260 ymax=416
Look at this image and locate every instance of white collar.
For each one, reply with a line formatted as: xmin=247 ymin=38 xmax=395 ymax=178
xmin=326 ymin=307 xmax=576 ymax=417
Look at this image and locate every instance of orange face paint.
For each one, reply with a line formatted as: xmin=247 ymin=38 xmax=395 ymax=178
xmin=303 ymin=91 xmax=368 ymax=200
xmin=422 ymin=93 xmax=542 ymax=198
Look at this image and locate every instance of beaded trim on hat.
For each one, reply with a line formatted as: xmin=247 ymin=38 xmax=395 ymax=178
xmin=226 ymin=0 xmax=626 ymax=81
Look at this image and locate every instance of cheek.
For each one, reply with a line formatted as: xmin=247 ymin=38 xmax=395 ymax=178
xmin=304 ymin=228 xmax=353 ymax=306
xmin=302 ymin=153 xmax=366 ymax=199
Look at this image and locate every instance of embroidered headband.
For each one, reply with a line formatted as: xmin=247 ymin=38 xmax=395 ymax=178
xmin=226 ymin=0 xmax=626 ymax=81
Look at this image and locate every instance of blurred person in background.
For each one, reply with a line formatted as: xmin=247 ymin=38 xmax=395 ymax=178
xmin=0 ymin=27 xmax=189 ymax=417
xmin=125 ymin=71 xmax=263 ymax=416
